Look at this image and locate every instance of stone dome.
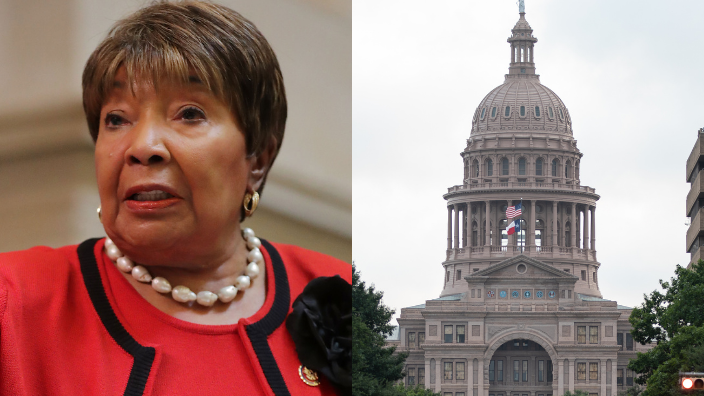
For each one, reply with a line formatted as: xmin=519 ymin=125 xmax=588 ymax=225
xmin=470 ymin=11 xmax=573 ymax=137
xmin=470 ymin=77 xmax=573 ymax=137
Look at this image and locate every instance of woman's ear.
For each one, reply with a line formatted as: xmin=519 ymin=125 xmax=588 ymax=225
xmin=248 ymin=137 xmax=278 ymax=193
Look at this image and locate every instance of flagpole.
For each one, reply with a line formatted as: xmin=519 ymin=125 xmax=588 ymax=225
xmin=520 ymin=197 xmax=524 ymax=254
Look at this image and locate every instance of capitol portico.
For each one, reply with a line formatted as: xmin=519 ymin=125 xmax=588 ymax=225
xmin=388 ymin=6 xmax=649 ymax=396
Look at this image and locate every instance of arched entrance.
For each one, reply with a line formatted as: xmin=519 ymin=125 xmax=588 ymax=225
xmin=484 ymin=332 xmax=558 ymax=396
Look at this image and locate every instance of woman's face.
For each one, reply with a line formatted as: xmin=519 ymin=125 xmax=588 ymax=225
xmin=95 ymin=67 xmax=254 ymax=265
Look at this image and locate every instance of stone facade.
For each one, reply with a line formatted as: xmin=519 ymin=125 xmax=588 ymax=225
xmin=686 ymin=128 xmax=704 ymax=267
xmin=389 ymin=10 xmax=646 ymax=396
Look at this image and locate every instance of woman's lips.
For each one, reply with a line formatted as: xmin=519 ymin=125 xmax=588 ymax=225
xmin=125 ymin=197 xmax=180 ymax=211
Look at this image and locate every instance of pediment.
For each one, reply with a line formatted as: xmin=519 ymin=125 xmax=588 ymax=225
xmin=468 ymin=254 xmax=578 ymax=280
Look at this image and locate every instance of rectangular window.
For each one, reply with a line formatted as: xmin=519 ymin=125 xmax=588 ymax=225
xmin=519 ymin=159 xmax=526 ymax=175
xmin=627 ymin=370 xmax=633 ymax=386
xmin=514 ymin=360 xmax=520 ymax=382
xmin=547 ymin=360 xmax=553 ymax=382
xmin=626 ymin=333 xmax=633 ymax=350
xmin=538 ymin=360 xmax=544 ymax=382
xmin=456 ymin=394 xmax=465 ymax=396
xmin=589 ymin=362 xmax=598 ymax=380
xmin=444 ymin=362 xmax=453 ymax=380
xmin=456 ymin=270 xmax=462 ymax=280
xmin=418 ymin=332 xmax=425 ymax=345
xmin=617 ymin=333 xmax=623 ymax=349
xmin=581 ymin=270 xmax=586 ymax=281
xmin=522 ymin=360 xmax=528 ymax=382
xmin=590 ymin=326 xmax=598 ymax=344
xmin=488 ymin=161 xmax=493 ymax=176
xmin=444 ymin=325 xmax=453 ymax=343
xmin=446 ymin=271 xmax=450 ymax=282
xmin=456 ymin=362 xmax=465 ymax=380
xmin=444 ymin=393 xmax=452 ymax=396
xmin=456 ymin=325 xmax=465 ymax=343
xmin=408 ymin=332 xmax=415 ymax=348
xmin=577 ymin=363 xmax=586 ymax=380
xmin=578 ymin=326 xmax=586 ymax=344
xmin=408 ymin=368 xmax=415 ymax=385
xmin=418 ymin=368 xmax=425 ymax=385
xmin=593 ymin=272 xmax=597 ymax=282
xmin=490 ymin=360 xmax=495 ymax=381
xmin=617 ymin=369 xmax=623 ymax=386
xmin=498 ymin=360 xmax=504 ymax=381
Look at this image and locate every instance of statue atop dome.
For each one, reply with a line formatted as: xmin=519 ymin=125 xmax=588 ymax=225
xmin=518 ymin=0 xmax=525 ymax=13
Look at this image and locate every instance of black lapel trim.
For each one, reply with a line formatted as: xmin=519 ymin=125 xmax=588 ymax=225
xmin=78 ymin=238 xmax=155 ymax=396
xmin=246 ymin=239 xmax=291 ymax=396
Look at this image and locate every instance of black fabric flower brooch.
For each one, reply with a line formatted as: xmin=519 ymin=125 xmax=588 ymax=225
xmin=286 ymin=275 xmax=352 ymax=396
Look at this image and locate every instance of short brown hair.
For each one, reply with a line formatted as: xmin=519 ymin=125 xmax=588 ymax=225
xmin=82 ymin=1 xmax=287 ymax=158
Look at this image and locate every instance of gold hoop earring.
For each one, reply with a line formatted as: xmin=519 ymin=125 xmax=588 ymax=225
xmin=97 ymin=206 xmax=102 ymax=223
xmin=243 ymin=191 xmax=259 ymax=217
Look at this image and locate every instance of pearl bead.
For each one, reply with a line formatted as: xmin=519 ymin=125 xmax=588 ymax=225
xmin=116 ymin=256 xmax=134 ymax=273
xmin=246 ymin=236 xmax=261 ymax=250
xmin=106 ymin=245 xmax=123 ymax=261
xmin=242 ymin=228 xmax=255 ymax=240
xmin=247 ymin=248 xmax=263 ymax=264
xmin=131 ymin=265 xmax=152 ymax=283
xmin=105 ymin=238 xmax=115 ymax=249
xmin=235 ymin=275 xmax=251 ymax=290
xmin=151 ymin=277 xmax=172 ymax=293
xmin=172 ymin=285 xmax=196 ymax=303
xmin=245 ymin=262 xmax=260 ymax=279
xmin=217 ymin=285 xmax=238 ymax=303
xmin=196 ymin=291 xmax=218 ymax=306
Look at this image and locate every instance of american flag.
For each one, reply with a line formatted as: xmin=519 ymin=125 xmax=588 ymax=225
xmin=506 ymin=203 xmax=522 ymax=219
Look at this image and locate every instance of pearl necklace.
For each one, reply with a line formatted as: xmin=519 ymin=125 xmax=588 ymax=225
xmin=103 ymin=228 xmax=262 ymax=307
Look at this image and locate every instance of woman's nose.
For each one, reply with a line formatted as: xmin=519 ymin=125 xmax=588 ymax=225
xmin=124 ymin=120 xmax=171 ymax=165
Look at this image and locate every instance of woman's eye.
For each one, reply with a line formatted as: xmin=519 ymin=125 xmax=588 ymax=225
xmin=105 ymin=113 xmax=127 ymax=127
xmin=180 ymin=107 xmax=205 ymax=121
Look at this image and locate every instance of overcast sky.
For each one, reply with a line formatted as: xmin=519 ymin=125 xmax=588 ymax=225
xmin=353 ymin=0 xmax=704 ymax=321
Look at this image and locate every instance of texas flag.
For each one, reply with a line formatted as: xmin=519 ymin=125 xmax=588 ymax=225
xmin=507 ymin=219 xmax=521 ymax=235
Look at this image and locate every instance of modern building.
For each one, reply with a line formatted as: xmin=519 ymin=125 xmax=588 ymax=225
xmin=686 ymin=128 xmax=704 ymax=267
xmin=388 ymin=8 xmax=648 ymax=396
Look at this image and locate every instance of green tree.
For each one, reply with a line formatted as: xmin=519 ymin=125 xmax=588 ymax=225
xmin=562 ymin=391 xmax=589 ymax=396
xmin=628 ymin=260 xmax=704 ymax=395
xmin=393 ymin=383 xmax=441 ymax=396
xmin=352 ymin=263 xmax=407 ymax=396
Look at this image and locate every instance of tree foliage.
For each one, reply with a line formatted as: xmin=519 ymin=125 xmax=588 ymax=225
xmin=352 ymin=263 xmax=408 ymax=396
xmin=562 ymin=391 xmax=589 ymax=396
xmin=628 ymin=260 xmax=704 ymax=395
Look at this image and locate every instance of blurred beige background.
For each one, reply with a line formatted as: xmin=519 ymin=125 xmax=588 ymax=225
xmin=0 ymin=0 xmax=351 ymax=262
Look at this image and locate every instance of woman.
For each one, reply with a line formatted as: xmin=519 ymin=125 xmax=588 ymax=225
xmin=0 ymin=2 xmax=351 ymax=395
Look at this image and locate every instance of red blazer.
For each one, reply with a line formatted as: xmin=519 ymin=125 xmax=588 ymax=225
xmin=0 ymin=238 xmax=351 ymax=395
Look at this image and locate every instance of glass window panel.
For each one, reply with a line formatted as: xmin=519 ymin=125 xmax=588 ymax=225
xmin=547 ymin=360 xmax=553 ymax=382
xmin=444 ymin=325 xmax=453 ymax=343
xmin=578 ymin=326 xmax=586 ymax=344
xmin=552 ymin=159 xmax=557 ymax=176
xmin=457 ymin=325 xmax=465 ymax=343
xmin=577 ymin=363 xmax=586 ymax=380
xmin=538 ymin=360 xmax=544 ymax=382
xmin=536 ymin=158 xmax=542 ymax=175
xmin=419 ymin=332 xmax=425 ymax=344
xmin=481 ymin=108 xmax=486 ymax=119
xmin=519 ymin=158 xmax=526 ymax=175
xmin=502 ymin=158 xmax=509 ymax=175
xmin=492 ymin=107 xmax=496 ymax=118
xmin=456 ymin=362 xmax=465 ymax=380
xmin=498 ymin=360 xmax=504 ymax=381
xmin=617 ymin=369 xmax=623 ymax=385
xmin=490 ymin=360 xmax=495 ymax=381
xmin=626 ymin=333 xmax=633 ymax=350
xmin=505 ymin=106 xmax=511 ymax=117
xmin=408 ymin=368 xmax=415 ymax=385
xmin=617 ymin=333 xmax=623 ymax=348
xmin=549 ymin=107 xmax=554 ymax=118
xmin=520 ymin=106 xmax=526 ymax=117
xmin=589 ymin=363 xmax=598 ymax=380
xmin=487 ymin=159 xmax=493 ymax=176
xmin=590 ymin=326 xmax=598 ymax=344
xmin=535 ymin=106 xmax=540 ymax=117
xmin=522 ymin=360 xmax=528 ymax=382
xmin=627 ymin=369 xmax=633 ymax=386
xmin=408 ymin=332 xmax=415 ymax=347
xmin=514 ymin=360 xmax=520 ymax=381
xmin=418 ymin=368 xmax=425 ymax=385
xmin=444 ymin=362 xmax=453 ymax=380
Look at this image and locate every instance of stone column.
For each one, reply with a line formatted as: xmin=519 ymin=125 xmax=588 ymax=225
xmin=590 ymin=206 xmax=596 ymax=251
xmin=477 ymin=357 xmax=484 ymax=396
xmin=611 ymin=358 xmax=618 ymax=394
xmin=552 ymin=201 xmax=558 ymax=248
xmin=454 ymin=204 xmax=460 ymax=249
xmin=570 ymin=203 xmax=576 ymax=249
xmin=447 ymin=206 xmax=452 ymax=249
xmin=485 ymin=201 xmax=491 ymax=247
xmin=465 ymin=204 xmax=471 ymax=248
xmin=568 ymin=359 xmax=575 ymax=393
xmin=558 ymin=359 xmax=564 ymax=395
xmin=601 ymin=359 xmax=607 ymax=396
xmin=530 ymin=200 xmax=536 ymax=250
xmin=582 ymin=206 xmax=588 ymax=250
xmin=530 ymin=43 xmax=534 ymax=62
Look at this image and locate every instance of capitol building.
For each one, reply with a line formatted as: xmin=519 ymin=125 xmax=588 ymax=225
xmin=388 ymin=8 xmax=649 ymax=396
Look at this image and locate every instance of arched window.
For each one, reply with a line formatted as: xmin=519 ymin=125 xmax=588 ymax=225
xmin=471 ymin=221 xmax=478 ymax=246
xmin=552 ymin=159 xmax=558 ymax=177
xmin=575 ymin=161 xmax=580 ymax=180
xmin=518 ymin=158 xmax=526 ymax=175
xmin=480 ymin=108 xmax=486 ymax=120
xmin=505 ymin=106 xmax=511 ymax=117
xmin=535 ymin=106 xmax=540 ymax=117
xmin=536 ymin=158 xmax=543 ymax=176
xmin=473 ymin=160 xmax=479 ymax=178
xmin=520 ymin=106 xmax=526 ymax=117
xmin=565 ymin=160 xmax=572 ymax=178
xmin=559 ymin=108 xmax=565 ymax=120
xmin=535 ymin=219 xmax=544 ymax=247
xmin=502 ymin=158 xmax=509 ymax=175
xmin=491 ymin=107 xmax=497 ymax=118
xmin=486 ymin=159 xmax=493 ymax=176
xmin=557 ymin=222 xmax=562 ymax=246
xmin=549 ymin=107 xmax=554 ymax=118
